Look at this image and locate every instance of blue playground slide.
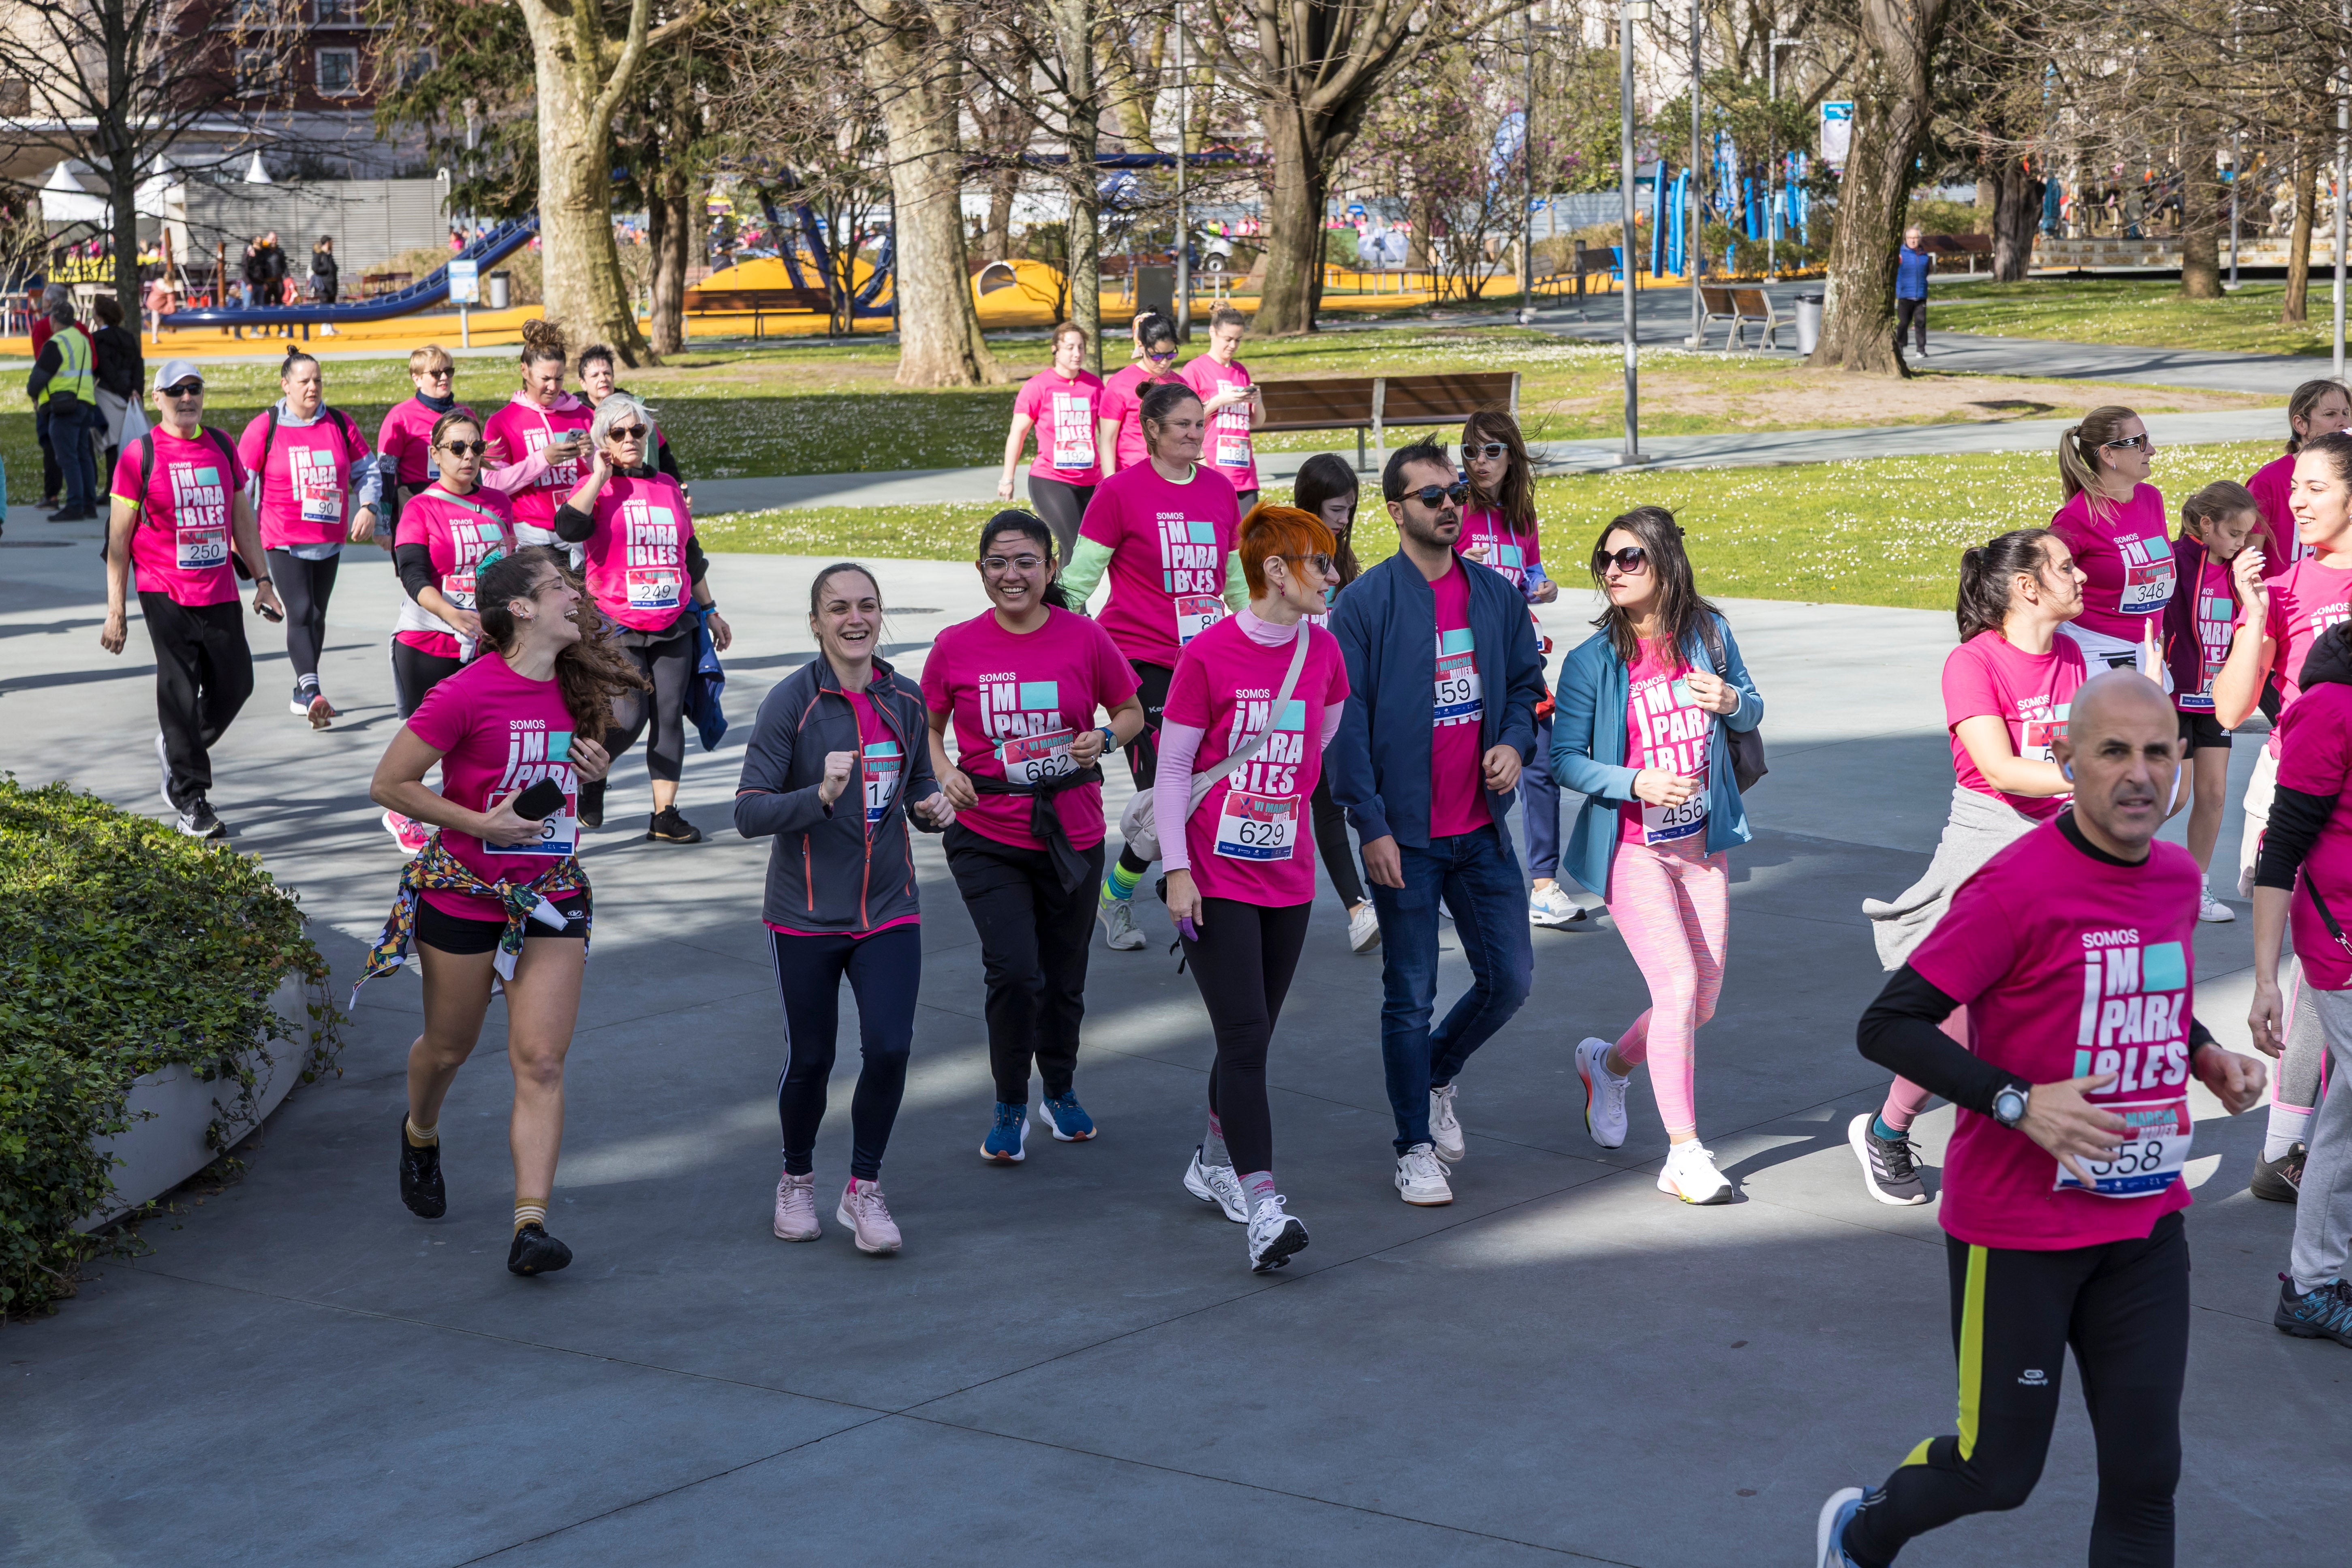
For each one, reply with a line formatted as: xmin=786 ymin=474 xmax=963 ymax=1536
xmin=164 ymin=215 xmax=541 ymax=331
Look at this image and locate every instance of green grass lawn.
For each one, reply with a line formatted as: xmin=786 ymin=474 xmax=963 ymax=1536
xmin=698 ymin=438 xmax=2285 ymax=613
xmin=1927 ymin=277 xmax=2348 ymax=357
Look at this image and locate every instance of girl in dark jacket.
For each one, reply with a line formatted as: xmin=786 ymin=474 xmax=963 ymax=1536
xmin=735 ymin=562 xmax=954 ymax=1255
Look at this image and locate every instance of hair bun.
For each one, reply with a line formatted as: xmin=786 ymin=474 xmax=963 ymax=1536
xmin=520 ymin=317 xmax=566 ymax=357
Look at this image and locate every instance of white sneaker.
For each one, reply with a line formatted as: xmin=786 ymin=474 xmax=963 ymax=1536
xmin=1184 ymin=1145 xmax=1249 ymax=1223
xmin=1246 ymin=1192 xmax=1310 ymax=1272
xmin=1657 ymin=1141 xmax=1735 ymax=1205
xmin=1576 ymin=1037 xmax=1630 ymax=1149
xmin=1428 ymin=1082 xmax=1466 ymax=1162
xmin=1528 ymin=883 xmax=1587 ymax=928
xmin=1097 ymin=893 xmax=1146 ymax=951
xmin=1816 ymin=1486 xmax=1867 ymax=1568
xmin=772 ymin=1169 xmax=820 ymax=1241
xmin=1347 ymin=900 xmax=1382 ymax=954
xmin=1394 ymin=1143 xmax=1453 ymax=1205
xmin=2199 ymin=893 xmax=2237 ymax=923
xmin=835 ymin=1179 xmax=902 ymax=1254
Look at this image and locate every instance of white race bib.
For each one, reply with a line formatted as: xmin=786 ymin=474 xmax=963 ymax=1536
xmin=997 ymin=729 xmax=1076 ymax=785
xmin=505 ymin=808 xmax=578 ymax=857
xmin=2116 ymin=536 xmax=2176 ymax=615
xmin=1213 ymin=789 xmax=1298 ymax=861
xmin=862 ymin=741 xmax=902 ymax=822
xmin=176 ymin=525 xmax=228 ymax=571
xmin=2053 ymin=1097 xmax=2194 ymax=1198
xmin=443 ymin=569 xmax=478 ymax=610
xmin=625 ymin=566 xmax=683 ymax=612
xmin=1175 ymin=593 xmax=1225 ymax=647
xmin=1642 ymin=784 xmax=1709 ymax=845
xmin=1434 ymin=648 xmax=1482 ymax=726
xmin=1050 ymin=393 xmax=1095 ymax=470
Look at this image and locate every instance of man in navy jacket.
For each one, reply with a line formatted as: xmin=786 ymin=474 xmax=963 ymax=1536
xmin=1328 ymin=439 xmax=1545 ymax=1206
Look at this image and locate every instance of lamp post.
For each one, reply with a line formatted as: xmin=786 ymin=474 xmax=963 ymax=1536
xmin=1685 ymin=0 xmax=1701 ymax=347
xmin=1620 ymin=0 xmax=1651 ymax=465
xmin=1175 ymin=13 xmax=1191 ymax=339
xmin=1768 ymin=34 xmax=1800 ymax=279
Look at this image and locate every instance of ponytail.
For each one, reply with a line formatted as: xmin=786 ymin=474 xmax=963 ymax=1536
xmin=2179 ymin=479 xmax=2259 ymax=543
xmin=2058 ymin=405 xmax=2139 ymax=522
xmin=1956 ymin=528 xmax=2058 ymax=644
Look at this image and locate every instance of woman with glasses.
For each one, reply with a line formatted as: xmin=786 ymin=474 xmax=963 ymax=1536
xmin=1096 ymin=311 xmax=1185 ymax=478
xmin=376 ymin=346 xmax=476 ymax=513
xmin=487 ymin=319 xmax=595 ymax=557
xmin=553 ymin=392 xmax=733 ymax=844
xmin=996 ymin=321 xmax=1104 ymax=565
xmin=1552 ymin=507 xmax=1762 ymax=1206
xmin=1063 ymin=380 xmax=1247 ymax=953
xmin=1291 ymin=452 xmax=1379 ymax=955
xmin=923 ymin=511 xmax=1145 ymax=1161
xmin=2048 ymin=406 xmax=2173 ymax=679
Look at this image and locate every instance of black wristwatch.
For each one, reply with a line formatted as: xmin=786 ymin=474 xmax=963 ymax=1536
xmin=1990 ymin=1080 xmax=2031 ymax=1130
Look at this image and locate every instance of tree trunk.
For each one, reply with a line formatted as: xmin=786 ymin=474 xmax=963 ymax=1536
xmin=648 ymin=166 xmax=692 ymax=356
xmin=1991 ymin=158 xmax=2041 ymax=283
xmin=517 ymin=0 xmax=657 ymax=365
xmin=2286 ymin=145 xmax=2318 ymax=325
xmin=1256 ymin=107 xmax=1330 ymax=335
xmin=1046 ymin=0 xmax=1101 ymax=367
xmin=984 ymin=170 xmax=1016 ymax=262
xmin=1809 ymin=0 xmax=1952 ymax=375
xmin=862 ymin=5 xmax=1000 ymax=386
xmin=2179 ymin=126 xmax=2222 ymax=300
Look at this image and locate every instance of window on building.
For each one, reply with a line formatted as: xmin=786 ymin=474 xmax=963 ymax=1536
xmin=314 ymin=0 xmax=358 ymax=21
xmin=397 ymin=47 xmax=436 ymax=87
xmin=316 ymin=47 xmax=358 ymax=96
xmin=235 ymin=49 xmax=286 ymax=95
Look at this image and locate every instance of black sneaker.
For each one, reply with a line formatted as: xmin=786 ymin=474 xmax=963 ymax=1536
xmin=508 ymin=1222 xmax=573 ymax=1275
xmin=398 ymin=1117 xmax=446 ymax=1218
xmin=174 ymin=797 xmax=227 ymax=839
xmin=2250 ymin=1142 xmax=2307 ymax=1204
xmin=576 ymin=778 xmax=606 ymax=830
xmin=1848 ymin=1113 xmax=1929 ymax=1206
xmin=647 ymin=805 xmax=702 ymax=843
xmin=2275 ymin=1275 xmax=2352 ymax=1346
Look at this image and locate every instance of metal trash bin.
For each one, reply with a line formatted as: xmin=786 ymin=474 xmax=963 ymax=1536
xmin=1794 ymin=291 xmax=1824 ymax=357
xmin=487 ymin=270 xmax=511 ymax=311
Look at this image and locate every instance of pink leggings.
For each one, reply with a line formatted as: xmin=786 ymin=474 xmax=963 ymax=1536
xmin=1879 ymin=1010 xmax=1967 ymax=1130
xmin=1604 ymin=836 xmax=1730 ymax=1137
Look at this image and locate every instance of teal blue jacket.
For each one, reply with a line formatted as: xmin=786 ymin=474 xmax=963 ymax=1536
xmin=1548 ymin=613 xmax=1763 ymax=900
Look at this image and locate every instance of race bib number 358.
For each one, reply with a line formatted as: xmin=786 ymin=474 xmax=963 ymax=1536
xmin=2054 ymin=1097 xmax=2193 ymax=1198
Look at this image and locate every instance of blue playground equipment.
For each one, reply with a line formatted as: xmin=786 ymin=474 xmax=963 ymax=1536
xmin=163 ymin=215 xmax=542 ymax=332
xmin=753 ymin=192 xmax=895 ymax=318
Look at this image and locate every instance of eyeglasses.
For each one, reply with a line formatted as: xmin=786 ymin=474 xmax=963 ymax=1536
xmin=1465 ymin=441 xmax=1509 ymax=461
xmin=2101 ymin=433 xmax=2151 ymax=451
xmin=1593 ymin=545 xmax=1651 ymax=575
xmin=161 ymin=382 xmax=203 ymax=398
xmin=607 ymin=425 xmax=650 ymax=443
xmin=440 ymin=440 xmax=490 ymax=457
xmin=1402 ymin=481 xmax=1470 ymax=508
xmin=981 ymin=554 xmax=1048 ymax=574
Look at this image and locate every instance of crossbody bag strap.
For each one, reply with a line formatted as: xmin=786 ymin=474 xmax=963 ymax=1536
xmin=2308 ymin=877 xmax=2352 ymax=957
xmin=1184 ymin=623 xmax=1314 ymax=817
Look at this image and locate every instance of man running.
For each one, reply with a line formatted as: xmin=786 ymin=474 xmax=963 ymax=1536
xmin=1818 ymin=670 xmax=2267 ymax=1568
xmin=1328 ymin=440 xmax=1544 ymax=1206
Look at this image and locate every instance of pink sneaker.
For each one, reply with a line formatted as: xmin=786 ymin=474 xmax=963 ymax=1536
xmin=773 ymin=1169 xmax=819 ymax=1241
xmin=382 ymin=810 xmax=431 ymax=857
xmin=836 ymin=1179 xmax=902 ymax=1254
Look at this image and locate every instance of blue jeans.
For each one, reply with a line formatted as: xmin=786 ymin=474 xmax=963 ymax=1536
xmin=1520 ymin=715 xmax=1559 ymax=880
xmin=1368 ymin=823 xmax=1535 ymax=1153
xmin=53 ymin=401 xmax=99 ymax=512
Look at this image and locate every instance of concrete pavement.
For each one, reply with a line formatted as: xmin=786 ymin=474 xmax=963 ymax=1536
xmin=1 ymin=518 xmax=2342 ymax=1566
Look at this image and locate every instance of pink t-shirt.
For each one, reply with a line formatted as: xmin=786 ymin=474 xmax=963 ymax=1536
xmin=1429 ymin=562 xmax=1489 ymax=837
xmin=483 ymin=394 xmax=593 ymax=532
xmin=1014 ymin=369 xmax=1105 ymax=486
xmin=1077 ymin=461 xmax=1239 ymax=668
xmin=578 ymin=471 xmax=695 ymax=633
xmin=1162 ymin=616 xmax=1349 ymax=906
xmin=404 ymin=651 xmax=582 ymax=922
xmin=378 ymin=396 xmax=480 ymax=489
xmin=2175 ymin=553 xmax=2240 ymax=715
xmin=1617 ymin=639 xmax=1714 ymax=846
xmin=2262 ymin=556 xmax=2352 ymax=746
xmin=2247 ymin=452 xmax=2304 ymax=578
xmin=1180 ymin=355 xmax=1258 ymax=492
xmin=1907 ymin=823 xmax=2203 ymax=1251
xmin=2276 ymin=680 xmax=2352 ymax=989
xmin=1099 ymin=362 xmax=1179 ymax=473
xmin=111 ymin=428 xmax=249 ymax=608
xmin=1941 ymin=631 xmax=2087 ymax=821
xmin=1455 ymin=506 xmax=1545 ymax=596
xmin=237 ymin=410 xmax=370 ymax=551
xmin=394 ymin=486 xmax=518 ymax=657
xmin=2048 ymin=483 xmax=2174 ymax=640
xmin=920 ymin=608 xmax=1138 ymax=852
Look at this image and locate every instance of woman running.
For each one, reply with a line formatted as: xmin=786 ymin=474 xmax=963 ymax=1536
xmin=1552 ymin=507 xmax=1764 ymax=1206
xmin=1291 ymin=451 xmax=1380 ymax=954
xmin=362 ymin=545 xmax=641 ymax=1276
xmin=996 ymin=321 xmax=1105 ymax=565
xmin=1458 ymin=409 xmax=1579 ymax=933
xmin=485 ymin=319 xmax=594 ymax=555
xmin=1062 ymin=381 xmax=1246 ymax=952
xmin=2163 ymin=481 xmax=2259 ymax=922
xmin=2245 ymin=377 xmax=2351 ymax=576
xmin=239 ymin=347 xmax=381 ymax=729
xmin=577 ymin=342 xmax=683 ymax=486
xmin=736 ymin=562 xmax=955 ymax=1254
xmin=1858 ymin=529 xmax=2090 ymax=1206
xmin=383 ymin=412 xmax=520 ymax=854
xmin=1095 ymin=311 xmax=1183 ymax=478
xmin=554 ymin=391 xmax=732 ymax=843
xmin=1179 ymin=307 xmax=1264 ymax=511
xmin=924 ymin=511 xmax=1144 ymax=1160
xmin=376 ymin=345 xmax=481 ymax=513
xmin=1160 ymin=503 xmax=1350 ymax=1271
xmin=2048 ymin=405 xmax=2172 ymax=677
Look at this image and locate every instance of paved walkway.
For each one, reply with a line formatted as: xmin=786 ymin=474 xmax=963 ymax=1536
xmin=2 ymin=524 xmax=2341 ymax=1566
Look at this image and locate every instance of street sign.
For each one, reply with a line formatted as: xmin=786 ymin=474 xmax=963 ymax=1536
xmin=448 ymin=259 xmax=479 ymax=304
xmin=1820 ymin=102 xmax=1854 ymax=172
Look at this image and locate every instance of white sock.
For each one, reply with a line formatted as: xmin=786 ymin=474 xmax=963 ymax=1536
xmin=2266 ymin=1102 xmax=2313 ymax=1162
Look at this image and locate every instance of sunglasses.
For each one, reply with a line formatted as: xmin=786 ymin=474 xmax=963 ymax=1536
xmin=607 ymin=424 xmax=650 ymax=442
xmin=1403 ymin=481 xmax=1471 ymax=508
xmin=1593 ymin=545 xmax=1651 ymax=575
xmin=1465 ymin=441 xmax=1510 ymax=460
xmin=1145 ymin=349 xmax=1177 ymax=362
xmin=161 ymin=382 xmax=203 ymax=398
xmin=981 ymin=553 xmax=1048 ymax=573
xmin=2101 ymin=433 xmax=2151 ymax=451
xmin=1285 ymin=552 xmax=1336 ymax=578
xmin=440 ymin=440 xmax=490 ymax=457
xmin=419 ymin=367 xmax=454 ymax=380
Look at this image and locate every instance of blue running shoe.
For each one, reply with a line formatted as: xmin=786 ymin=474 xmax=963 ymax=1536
xmin=1036 ymin=1091 xmax=1097 ymax=1142
xmin=981 ymin=1102 xmax=1026 ymax=1163
xmin=1814 ymin=1486 xmax=1866 ymax=1568
xmin=2275 ymin=1275 xmax=2352 ymax=1346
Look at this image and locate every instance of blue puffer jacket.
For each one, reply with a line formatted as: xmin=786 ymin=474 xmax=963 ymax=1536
xmin=1548 ymin=613 xmax=1763 ymax=900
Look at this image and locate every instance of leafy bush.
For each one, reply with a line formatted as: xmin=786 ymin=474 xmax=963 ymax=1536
xmin=0 ymin=780 xmax=342 ymax=1318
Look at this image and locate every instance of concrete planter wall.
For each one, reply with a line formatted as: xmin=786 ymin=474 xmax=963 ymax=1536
xmin=78 ymin=976 xmax=312 ymax=1231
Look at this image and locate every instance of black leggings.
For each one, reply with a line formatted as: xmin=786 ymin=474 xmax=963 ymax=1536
xmin=265 ymin=550 xmax=340 ymax=685
xmin=1309 ymin=774 xmax=1365 ymax=908
xmin=945 ymin=824 xmax=1101 ymax=1104
xmin=768 ymin=924 xmax=922 ymax=1183
xmin=390 ymin=638 xmax=463 ymax=719
xmin=1116 ymin=659 xmax=1176 ymax=878
xmin=1178 ymin=898 xmax=1311 ymax=1177
xmin=604 ymin=622 xmax=695 ymax=784
xmin=1026 ymin=474 xmax=1093 ymax=568
xmin=1844 ymin=1210 xmax=2188 ymax=1568
xmin=1896 ymin=296 xmax=1928 ymax=354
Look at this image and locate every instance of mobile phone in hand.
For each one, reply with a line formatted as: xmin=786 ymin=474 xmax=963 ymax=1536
xmin=513 ymin=778 xmax=565 ymax=821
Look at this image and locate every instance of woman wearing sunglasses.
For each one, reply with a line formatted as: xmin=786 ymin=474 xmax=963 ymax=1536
xmin=922 ymin=510 xmax=1144 ymax=1162
xmin=376 ymin=345 xmax=478 ymax=516
xmin=1095 ymin=310 xmax=1185 ymax=478
xmin=1551 ymin=507 xmax=1762 ymax=1206
xmin=2048 ymin=406 xmax=2173 ymax=680
xmin=996 ymin=321 xmax=1105 ymax=565
xmin=553 ymin=392 xmax=733 ymax=844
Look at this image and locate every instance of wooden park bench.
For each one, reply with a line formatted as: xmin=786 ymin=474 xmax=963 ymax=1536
xmin=1921 ymin=232 xmax=1996 ymax=274
xmin=1698 ymin=285 xmax=1782 ymax=350
xmin=680 ymin=285 xmax=833 ymax=337
xmin=1257 ymin=370 xmax=1521 ymax=470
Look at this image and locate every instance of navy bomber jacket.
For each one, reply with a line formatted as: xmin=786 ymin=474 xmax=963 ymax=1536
xmin=734 ymin=652 xmax=945 ymax=933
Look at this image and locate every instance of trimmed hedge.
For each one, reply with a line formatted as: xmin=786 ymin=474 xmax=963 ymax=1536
xmin=0 ymin=780 xmax=342 ymax=1317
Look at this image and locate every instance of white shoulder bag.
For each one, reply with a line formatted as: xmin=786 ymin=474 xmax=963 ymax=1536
xmin=1117 ymin=626 xmax=1312 ymax=863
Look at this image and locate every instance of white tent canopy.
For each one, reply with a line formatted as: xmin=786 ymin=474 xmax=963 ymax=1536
xmin=36 ymin=160 xmax=177 ymax=227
